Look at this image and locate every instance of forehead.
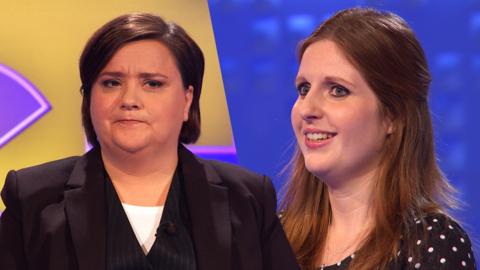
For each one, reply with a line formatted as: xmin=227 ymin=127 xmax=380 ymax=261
xmin=298 ymin=40 xmax=364 ymax=84
xmin=102 ymin=39 xmax=178 ymax=73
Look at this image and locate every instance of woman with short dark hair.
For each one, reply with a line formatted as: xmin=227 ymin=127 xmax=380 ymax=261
xmin=0 ymin=13 xmax=299 ymax=270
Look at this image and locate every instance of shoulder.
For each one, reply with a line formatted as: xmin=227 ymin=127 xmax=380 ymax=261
xmin=2 ymin=156 xmax=80 ymax=202
xmin=179 ymin=145 xmax=271 ymax=196
xmin=415 ymin=213 xmax=472 ymax=247
xmin=198 ymin=158 xmax=269 ymax=190
xmin=12 ymin=156 xmax=79 ymax=179
xmin=401 ymin=212 xmax=476 ymax=269
xmin=196 ymin=158 xmax=279 ymax=210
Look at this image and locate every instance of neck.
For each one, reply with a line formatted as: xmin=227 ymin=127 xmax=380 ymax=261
xmin=317 ymin=174 xmax=375 ymax=267
xmin=323 ymin=162 xmax=379 ymax=232
xmin=323 ymin=167 xmax=378 ymax=244
xmin=101 ymin=144 xmax=178 ymax=178
xmin=316 ymin=164 xmax=380 ymax=266
xmin=100 ymin=145 xmax=179 ymax=206
xmin=327 ymin=176 xmax=374 ymax=232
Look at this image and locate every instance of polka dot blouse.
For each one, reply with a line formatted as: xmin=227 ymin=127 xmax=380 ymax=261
xmin=316 ymin=213 xmax=476 ymax=269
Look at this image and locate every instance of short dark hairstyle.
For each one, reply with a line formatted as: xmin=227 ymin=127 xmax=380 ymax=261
xmin=80 ymin=13 xmax=204 ymax=147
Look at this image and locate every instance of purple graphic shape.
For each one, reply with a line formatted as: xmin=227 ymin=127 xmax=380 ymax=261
xmin=0 ymin=64 xmax=51 ymax=148
xmin=187 ymin=145 xmax=236 ymax=155
xmin=187 ymin=145 xmax=238 ymax=163
xmin=187 ymin=145 xmax=238 ymax=164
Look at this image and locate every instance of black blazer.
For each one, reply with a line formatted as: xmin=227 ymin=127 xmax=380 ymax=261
xmin=0 ymin=146 xmax=299 ymax=270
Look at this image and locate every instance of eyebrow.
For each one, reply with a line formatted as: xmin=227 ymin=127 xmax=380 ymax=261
xmin=324 ymin=76 xmax=355 ymax=87
xmin=98 ymin=71 xmax=169 ymax=79
xmin=295 ymin=75 xmax=355 ymax=87
xmin=294 ymin=76 xmax=307 ymax=86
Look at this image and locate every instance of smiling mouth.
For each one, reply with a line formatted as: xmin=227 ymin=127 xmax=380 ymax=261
xmin=305 ymin=132 xmax=337 ymax=141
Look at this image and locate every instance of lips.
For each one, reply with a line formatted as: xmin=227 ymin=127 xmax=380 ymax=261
xmin=115 ymin=119 xmax=145 ymax=126
xmin=303 ymin=129 xmax=337 ymax=148
xmin=305 ymin=132 xmax=335 ymax=141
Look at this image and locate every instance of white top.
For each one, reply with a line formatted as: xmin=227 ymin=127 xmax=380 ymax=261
xmin=121 ymin=203 xmax=164 ymax=254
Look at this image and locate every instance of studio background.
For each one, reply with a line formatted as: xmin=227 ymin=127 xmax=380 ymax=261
xmin=208 ymin=0 xmax=480 ymax=263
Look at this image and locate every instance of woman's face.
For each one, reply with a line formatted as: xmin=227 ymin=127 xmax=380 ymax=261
xmin=90 ymin=39 xmax=192 ymax=155
xmin=291 ymin=40 xmax=391 ymax=185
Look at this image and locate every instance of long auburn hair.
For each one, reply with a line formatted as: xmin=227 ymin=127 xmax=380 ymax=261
xmin=281 ymin=8 xmax=457 ymax=270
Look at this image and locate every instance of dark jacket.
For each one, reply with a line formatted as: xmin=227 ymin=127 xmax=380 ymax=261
xmin=0 ymin=146 xmax=299 ymax=270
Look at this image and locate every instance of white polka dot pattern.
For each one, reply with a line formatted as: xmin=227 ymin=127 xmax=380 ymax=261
xmin=315 ymin=213 xmax=476 ymax=270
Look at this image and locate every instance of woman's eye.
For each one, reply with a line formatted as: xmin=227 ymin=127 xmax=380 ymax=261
xmin=330 ymin=85 xmax=350 ymax=97
xmin=296 ymin=82 xmax=311 ymax=96
xmin=101 ymin=79 xmax=120 ymax=88
xmin=145 ymin=80 xmax=163 ymax=88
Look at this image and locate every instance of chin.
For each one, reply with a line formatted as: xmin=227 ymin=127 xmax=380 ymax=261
xmin=305 ymin=166 xmax=327 ymax=179
xmin=110 ymin=136 xmax=151 ymax=153
xmin=112 ymin=142 xmax=148 ymax=154
xmin=303 ymin=156 xmax=330 ymax=179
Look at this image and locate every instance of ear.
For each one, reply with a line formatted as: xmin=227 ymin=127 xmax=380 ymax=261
xmin=183 ymin=85 xmax=194 ymax=122
xmin=384 ymin=115 xmax=393 ymax=135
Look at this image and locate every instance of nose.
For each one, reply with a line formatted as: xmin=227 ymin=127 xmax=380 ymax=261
xmin=298 ymin=91 xmax=323 ymax=122
xmin=120 ymin=82 xmax=143 ymax=110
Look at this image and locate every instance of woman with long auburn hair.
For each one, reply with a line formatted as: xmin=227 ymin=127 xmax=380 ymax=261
xmin=281 ymin=7 xmax=476 ymax=270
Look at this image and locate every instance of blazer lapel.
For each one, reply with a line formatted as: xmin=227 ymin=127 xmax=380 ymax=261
xmin=179 ymin=146 xmax=232 ymax=270
xmin=64 ymin=148 xmax=106 ymax=270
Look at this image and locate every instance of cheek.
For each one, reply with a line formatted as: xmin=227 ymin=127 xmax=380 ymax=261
xmin=90 ymin=96 xmax=100 ymax=116
xmin=340 ymin=112 xmax=366 ymax=132
xmin=168 ymin=95 xmax=186 ymax=117
xmin=148 ymin=94 xmax=185 ymax=124
xmin=340 ymin=109 xmax=386 ymax=148
xmin=337 ymin=102 xmax=376 ymax=129
xmin=361 ymin=111 xmax=386 ymax=136
xmin=89 ymin=90 xmax=111 ymax=126
xmin=291 ymin=102 xmax=301 ymax=134
xmin=89 ymin=95 xmax=100 ymax=123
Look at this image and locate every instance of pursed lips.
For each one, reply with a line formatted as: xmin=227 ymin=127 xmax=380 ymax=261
xmin=114 ymin=118 xmax=146 ymax=125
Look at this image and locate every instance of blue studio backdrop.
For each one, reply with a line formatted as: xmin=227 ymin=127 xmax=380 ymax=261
xmin=208 ymin=0 xmax=480 ymax=263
